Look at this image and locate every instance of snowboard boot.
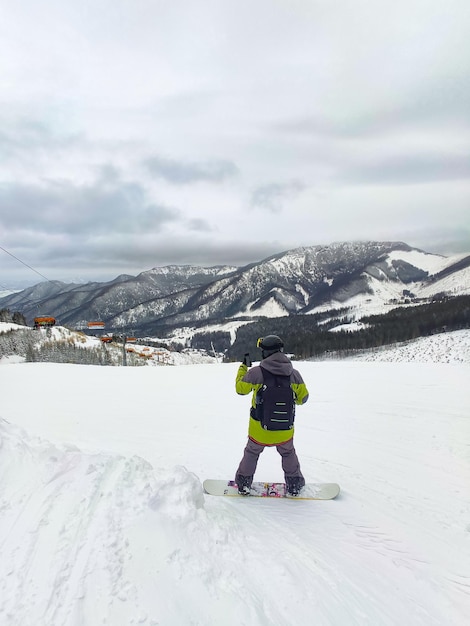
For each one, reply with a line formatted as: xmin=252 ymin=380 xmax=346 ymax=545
xmin=235 ymin=474 xmax=252 ymax=496
xmin=285 ymin=476 xmax=305 ymax=496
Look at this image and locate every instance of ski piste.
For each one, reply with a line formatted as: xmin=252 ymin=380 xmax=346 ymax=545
xmin=203 ymin=480 xmax=340 ymax=500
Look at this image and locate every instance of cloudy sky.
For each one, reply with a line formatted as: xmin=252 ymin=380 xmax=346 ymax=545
xmin=1 ymin=0 xmax=469 ymax=287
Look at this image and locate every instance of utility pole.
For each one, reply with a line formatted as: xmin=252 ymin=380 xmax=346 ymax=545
xmin=121 ymin=335 xmax=127 ymax=366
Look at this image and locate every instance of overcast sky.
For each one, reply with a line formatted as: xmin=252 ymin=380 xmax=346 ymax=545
xmin=1 ymin=0 xmax=469 ymax=287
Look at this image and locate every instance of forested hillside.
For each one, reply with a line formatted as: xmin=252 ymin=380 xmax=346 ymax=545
xmin=223 ymin=295 xmax=470 ymax=360
xmin=2 ymin=297 xmax=469 ymax=364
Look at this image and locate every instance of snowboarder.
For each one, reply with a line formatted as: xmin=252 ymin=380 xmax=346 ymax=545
xmin=235 ymin=335 xmax=309 ymax=495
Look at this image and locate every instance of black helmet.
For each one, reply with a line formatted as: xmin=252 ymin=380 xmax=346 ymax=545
xmin=257 ymin=335 xmax=284 ymax=358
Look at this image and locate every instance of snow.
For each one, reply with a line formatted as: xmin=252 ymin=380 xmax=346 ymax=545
xmin=329 ymin=321 xmax=370 ymax=333
xmin=385 ymin=249 xmax=450 ymax=274
xmin=419 ymin=265 xmax=470 ymax=298
xmin=149 ymin=319 xmax=253 ymax=347
xmin=0 ymin=323 xmax=223 ymax=366
xmin=341 ymin=329 xmax=470 ymax=363
xmin=235 ymin=296 xmax=289 ymax=318
xmin=311 ymin=292 xmax=401 ymax=320
xmin=309 ymin=250 xmax=470 ymax=320
xmin=1 ymin=335 xmax=470 ymax=625
xmin=247 ymin=296 xmax=288 ymax=318
xmin=0 ymin=322 xmax=26 ymax=334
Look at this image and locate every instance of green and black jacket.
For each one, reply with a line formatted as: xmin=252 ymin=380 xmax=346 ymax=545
xmin=235 ymin=352 xmax=309 ymax=445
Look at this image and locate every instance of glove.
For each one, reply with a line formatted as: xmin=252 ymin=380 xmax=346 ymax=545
xmin=242 ymin=353 xmax=252 ymax=367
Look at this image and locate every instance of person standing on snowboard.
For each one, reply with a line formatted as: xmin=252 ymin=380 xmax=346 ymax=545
xmin=235 ymin=335 xmax=309 ymax=496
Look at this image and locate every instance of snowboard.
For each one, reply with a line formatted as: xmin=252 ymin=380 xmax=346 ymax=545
xmin=203 ymin=479 xmax=340 ymax=500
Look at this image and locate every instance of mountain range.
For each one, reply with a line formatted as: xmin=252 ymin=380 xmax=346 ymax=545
xmin=1 ymin=241 xmax=469 ymax=335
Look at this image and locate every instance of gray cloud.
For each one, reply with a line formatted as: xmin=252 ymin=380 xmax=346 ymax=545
xmin=143 ymin=155 xmax=239 ymax=184
xmin=274 ymin=80 xmax=470 ymax=141
xmin=186 ymin=218 xmax=212 ymax=232
xmin=409 ymin=226 xmax=470 ymax=256
xmin=1 ymin=0 xmax=469 ymax=287
xmin=0 ymin=234 xmax=286 ymax=286
xmin=251 ymin=181 xmax=305 ymax=213
xmin=340 ymin=152 xmax=470 ymax=186
xmin=0 ymin=178 xmax=180 ymax=236
xmin=0 ymin=117 xmax=82 ymax=161
xmin=82 ymin=238 xmax=284 ymax=271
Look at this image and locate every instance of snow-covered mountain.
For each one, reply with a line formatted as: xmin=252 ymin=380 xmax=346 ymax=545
xmin=308 ymin=250 xmax=470 ymax=322
xmin=0 ymin=289 xmax=17 ymax=298
xmin=1 ymin=241 xmax=468 ymax=333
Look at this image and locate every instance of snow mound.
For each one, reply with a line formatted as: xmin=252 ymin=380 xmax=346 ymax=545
xmin=0 ymin=418 xmax=211 ymax=625
xmin=149 ymin=465 xmax=204 ymax=520
xmin=2 ymin=417 xmax=308 ymax=625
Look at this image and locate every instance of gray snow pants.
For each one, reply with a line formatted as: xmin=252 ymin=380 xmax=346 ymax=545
xmin=236 ymin=438 xmax=304 ymax=480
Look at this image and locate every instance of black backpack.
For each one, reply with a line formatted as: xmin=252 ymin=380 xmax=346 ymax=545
xmin=251 ymin=366 xmax=295 ymax=431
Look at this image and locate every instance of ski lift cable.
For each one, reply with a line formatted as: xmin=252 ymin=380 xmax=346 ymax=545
xmin=0 ymin=245 xmax=53 ymax=283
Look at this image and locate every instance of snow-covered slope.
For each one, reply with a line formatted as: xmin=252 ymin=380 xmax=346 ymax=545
xmin=309 ymin=250 xmax=470 ymax=319
xmin=0 ymin=322 xmax=26 ymax=333
xmin=0 ymin=290 xmax=18 ymax=298
xmin=342 ymin=329 xmax=470 ymax=363
xmin=419 ymin=263 xmax=470 ymax=299
xmin=0 ymin=322 xmax=222 ymax=366
xmin=1 ymin=336 xmax=469 ymax=625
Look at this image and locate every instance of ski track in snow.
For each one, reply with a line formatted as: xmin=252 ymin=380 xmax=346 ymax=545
xmin=1 ymin=331 xmax=469 ymax=625
xmin=0 ymin=427 xmax=154 ymax=625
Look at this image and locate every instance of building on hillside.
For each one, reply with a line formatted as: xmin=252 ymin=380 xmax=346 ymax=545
xmin=33 ymin=316 xmax=56 ymax=329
